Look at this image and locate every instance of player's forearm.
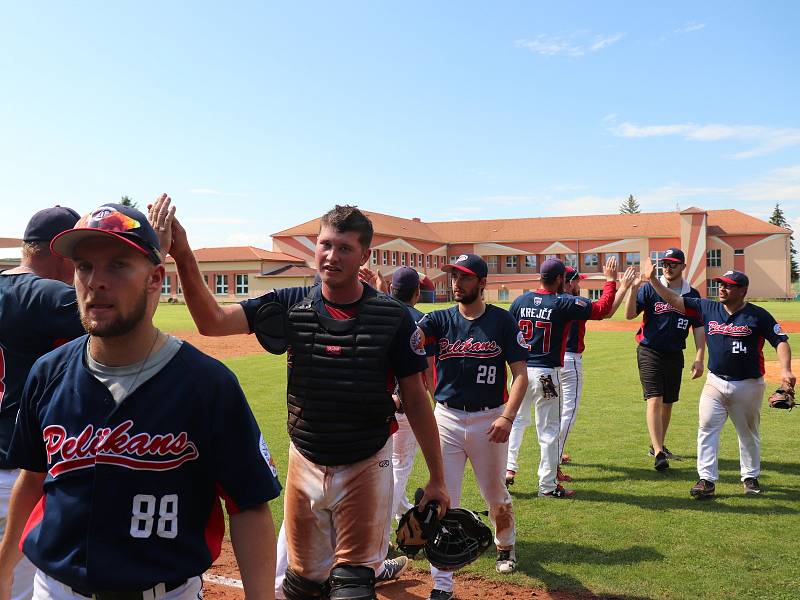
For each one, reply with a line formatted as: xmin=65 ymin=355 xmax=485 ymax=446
xmin=172 ymin=247 xmax=247 ymax=336
xmin=692 ymin=327 xmax=706 ymax=362
xmin=624 ymin=285 xmax=639 ymax=320
xmin=648 ymin=276 xmax=685 ymax=313
xmin=776 ymin=341 xmax=792 ymax=374
xmin=0 ymin=471 xmax=45 ymax=581
xmin=230 ymin=504 xmax=277 ymax=600
xmin=589 ymin=281 xmax=617 ymax=319
xmin=502 ymin=365 xmax=528 ymax=420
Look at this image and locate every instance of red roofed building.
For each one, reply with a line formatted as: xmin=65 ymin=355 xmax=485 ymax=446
xmin=272 ymin=208 xmax=793 ymax=301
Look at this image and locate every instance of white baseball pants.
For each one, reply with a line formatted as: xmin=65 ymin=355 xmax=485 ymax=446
xmin=431 ymin=404 xmax=515 ymax=593
xmin=558 ymin=353 xmax=583 ymax=459
xmin=697 ymin=373 xmax=766 ymax=482
xmin=507 ymin=367 xmax=561 ymax=494
xmin=385 ymin=412 xmax=417 ymax=542
xmin=0 ymin=469 xmax=36 ymax=600
xmin=32 ymin=572 xmax=202 ymax=600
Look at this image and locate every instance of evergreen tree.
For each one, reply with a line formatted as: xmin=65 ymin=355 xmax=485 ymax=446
xmin=619 ymin=194 xmax=641 ymax=214
xmin=120 ymin=195 xmax=138 ymax=208
xmin=769 ymin=203 xmax=799 ymax=281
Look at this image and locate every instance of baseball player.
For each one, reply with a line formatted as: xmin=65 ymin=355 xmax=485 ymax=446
xmin=417 ymin=254 xmax=529 ymax=600
xmin=385 ymin=267 xmax=436 ymax=546
xmin=625 ymin=248 xmax=705 ymax=471
xmin=150 ymin=196 xmax=449 ymax=600
xmin=647 ymin=266 xmax=794 ymax=498
xmin=557 ymin=266 xmax=637 ymax=473
xmin=0 ymin=207 xmax=84 ymax=600
xmin=0 ymin=204 xmax=281 ymax=600
xmin=506 ymin=257 xmax=617 ymax=497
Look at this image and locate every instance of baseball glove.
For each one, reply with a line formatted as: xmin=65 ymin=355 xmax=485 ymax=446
xmin=396 ymin=490 xmax=440 ymax=557
xmin=768 ymin=387 xmax=796 ymax=410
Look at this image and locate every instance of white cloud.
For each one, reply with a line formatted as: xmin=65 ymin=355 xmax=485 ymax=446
xmin=224 ymin=232 xmax=274 ymax=249
xmin=675 ymin=22 xmax=706 ymax=34
xmin=185 ymin=217 xmax=249 ymax=225
xmin=609 ymin=121 xmax=800 ymax=158
xmin=515 ymin=32 xmax=624 ymax=57
xmin=602 ymin=113 xmax=618 ymax=123
xmin=438 ymin=206 xmax=487 ymax=218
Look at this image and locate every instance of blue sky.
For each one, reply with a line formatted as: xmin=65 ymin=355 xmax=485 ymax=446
xmin=2 ymin=1 xmax=799 ymax=251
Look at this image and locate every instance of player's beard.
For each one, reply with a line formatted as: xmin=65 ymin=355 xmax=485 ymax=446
xmin=80 ymin=285 xmax=149 ymax=338
xmin=455 ymin=288 xmax=481 ymax=305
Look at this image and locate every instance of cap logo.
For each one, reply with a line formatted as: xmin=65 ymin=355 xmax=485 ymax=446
xmin=724 ymin=271 xmax=734 ymax=276
xmin=456 ymin=254 xmax=469 ymax=262
xmin=665 ymin=250 xmax=673 ymax=256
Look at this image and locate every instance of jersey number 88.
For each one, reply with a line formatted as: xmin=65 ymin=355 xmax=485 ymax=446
xmin=130 ymin=494 xmax=179 ymax=539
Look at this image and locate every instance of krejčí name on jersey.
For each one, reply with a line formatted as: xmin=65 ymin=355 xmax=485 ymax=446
xmin=517 ymin=306 xmax=553 ymax=320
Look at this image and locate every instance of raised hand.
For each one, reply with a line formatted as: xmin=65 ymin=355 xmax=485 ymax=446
xmin=603 ymin=255 xmax=618 ymax=281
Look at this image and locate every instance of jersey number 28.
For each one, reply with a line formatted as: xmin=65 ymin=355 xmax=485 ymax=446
xmin=476 ymin=365 xmax=497 ymax=384
xmin=130 ymin=494 xmax=178 ymax=539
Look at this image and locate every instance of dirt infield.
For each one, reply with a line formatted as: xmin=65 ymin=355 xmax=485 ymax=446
xmin=202 ymin=540 xmax=591 ymax=600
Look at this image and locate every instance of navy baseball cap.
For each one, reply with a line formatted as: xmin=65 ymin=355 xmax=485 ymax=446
xmin=23 ymin=206 xmax=81 ymax=243
xmin=661 ymin=248 xmax=685 ymax=263
xmin=52 ymin=203 xmax=162 ymax=265
xmin=392 ymin=267 xmax=420 ymax=290
xmin=714 ymin=270 xmax=749 ymax=287
xmin=443 ymin=254 xmax=488 ymax=278
xmin=565 ymin=266 xmax=587 ymax=282
xmin=540 ymin=258 xmax=566 ymax=281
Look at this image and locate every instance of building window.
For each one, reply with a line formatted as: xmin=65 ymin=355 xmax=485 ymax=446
xmin=381 ymin=251 xmax=387 ymax=266
xmin=625 ymin=252 xmax=640 ymax=267
xmin=371 ymin=250 xmax=378 ymax=265
xmin=177 ymin=280 xmax=182 ymax=294
xmin=401 ymin=252 xmax=407 ymax=266
xmin=203 ymin=274 xmax=209 ymax=287
xmin=426 ymin=255 xmax=431 ymax=268
xmin=707 ymin=279 xmax=720 ymax=298
xmin=215 ymin=274 xmax=228 ymax=295
xmin=498 ymin=288 xmax=509 ymax=302
xmin=707 ymin=249 xmax=721 ymax=267
xmin=161 ymin=275 xmax=171 ymax=295
xmin=505 ymin=256 xmax=518 ymax=268
xmin=650 ymin=251 xmax=666 ymax=278
xmin=235 ymin=274 xmax=249 ymax=295
xmin=525 ymin=255 xmax=537 ymax=269
xmin=392 ymin=251 xmax=397 ymax=266
xmin=545 ymin=254 xmax=558 ymax=261
xmin=487 ymin=256 xmax=498 ymax=270
xmin=734 ymin=249 xmax=744 ymax=256
xmin=565 ymin=254 xmax=578 ymax=268
xmin=588 ymin=289 xmax=601 ymax=301
xmin=583 ymin=253 xmax=598 ymax=267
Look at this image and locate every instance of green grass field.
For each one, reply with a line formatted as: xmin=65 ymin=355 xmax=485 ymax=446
xmin=155 ymin=302 xmax=800 ymax=600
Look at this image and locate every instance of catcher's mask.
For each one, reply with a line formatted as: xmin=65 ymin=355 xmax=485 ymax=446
xmin=425 ymin=508 xmax=492 ymax=571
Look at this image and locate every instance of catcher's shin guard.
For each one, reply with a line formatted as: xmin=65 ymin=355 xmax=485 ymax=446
xmin=327 ymin=565 xmax=377 ymax=600
xmin=283 ymin=568 xmax=326 ymax=600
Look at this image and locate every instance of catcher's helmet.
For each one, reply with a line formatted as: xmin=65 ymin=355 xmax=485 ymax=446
xmin=424 ymin=508 xmax=492 ymax=571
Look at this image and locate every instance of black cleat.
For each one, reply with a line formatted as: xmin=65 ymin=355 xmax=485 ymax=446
xmin=690 ymin=479 xmax=716 ymax=499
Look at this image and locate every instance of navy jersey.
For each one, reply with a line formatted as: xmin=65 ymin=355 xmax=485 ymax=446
xmin=511 ymin=282 xmax=617 ymax=368
xmin=636 ymin=280 xmax=702 ymax=352
xmin=9 ymin=338 xmax=281 ymax=592
xmin=241 ymin=283 xmax=427 ymax=379
xmin=565 ymin=320 xmax=586 ymax=354
xmin=418 ymin=305 xmax=528 ymax=410
xmin=683 ymin=298 xmax=788 ymax=381
xmin=0 ymin=272 xmax=84 ymax=468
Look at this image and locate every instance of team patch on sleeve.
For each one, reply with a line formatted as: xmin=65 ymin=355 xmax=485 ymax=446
xmin=259 ymin=435 xmax=279 ymax=478
xmin=574 ymin=298 xmax=588 ymax=307
xmin=516 ymin=330 xmax=530 ymax=349
xmin=410 ymin=327 xmax=426 ymax=356
xmin=775 ymin=323 xmax=786 ymax=336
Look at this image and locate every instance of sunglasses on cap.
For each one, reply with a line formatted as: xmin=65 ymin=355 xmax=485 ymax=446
xmin=75 ymin=208 xmax=161 ymax=264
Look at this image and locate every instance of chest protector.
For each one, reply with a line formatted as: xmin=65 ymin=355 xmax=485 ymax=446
xmin=286 ymin=291 xmax=406 ymax=466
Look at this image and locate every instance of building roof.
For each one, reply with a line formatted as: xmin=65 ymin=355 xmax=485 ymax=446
xmin=258 ymin=265 xmax=318 ymax=278
xmin=165 ymin=246 xmax=305 ymax=263
xmin=272 ymin=209 xmax=789 ymax=244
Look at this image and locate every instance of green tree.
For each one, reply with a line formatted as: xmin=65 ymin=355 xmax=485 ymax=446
xmin=619 ymin=194 xmax=640 ymax=214
xmin=120 ymin=195 xmax=138 ymax=208
xmin=769 ymin=203 xmax=799 ymax=281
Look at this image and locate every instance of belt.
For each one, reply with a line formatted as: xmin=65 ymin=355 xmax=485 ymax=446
xmin=438 ymin=401 xmax=498 ymax=412
xmin=69 ymin=580 xmax=187 ymax=600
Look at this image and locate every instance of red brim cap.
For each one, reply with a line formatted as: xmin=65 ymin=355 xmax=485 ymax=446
xmin=442 ymin=264 xmax=478 ymax=277
xmin=51 ymin=229 xmax=156 ymax=262
xmin=714 ymin=276 xmax=739 ymax=285
xmin=661 ymin=257 xmax=683 ymax=263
